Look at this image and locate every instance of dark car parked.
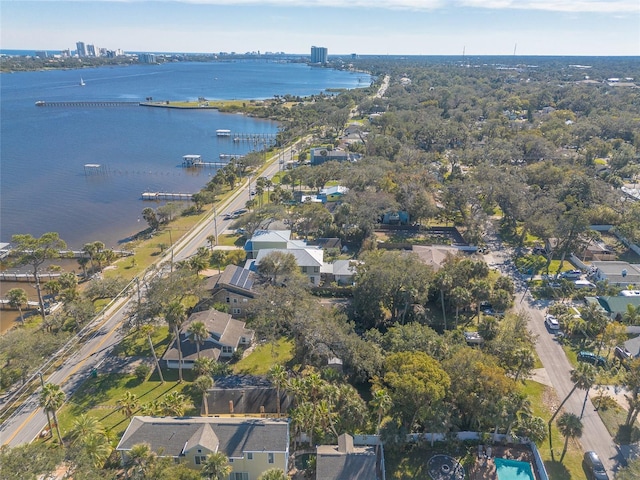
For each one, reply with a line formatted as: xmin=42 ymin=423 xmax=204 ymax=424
xmin=583 ymin=451 xmax=609 ymax=480
xmin=577 ymin=351 xmax=607 ymax=368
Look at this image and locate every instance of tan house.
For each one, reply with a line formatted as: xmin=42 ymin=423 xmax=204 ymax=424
xmin=162 ymin=309 xmax=254 ymax=369
xmin=208 ymin=265 xmax=258 ymax=318
xmin=116 ymin=416 xmax=290 ymax=478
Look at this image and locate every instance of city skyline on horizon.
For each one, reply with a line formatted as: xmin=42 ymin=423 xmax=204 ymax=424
xmin=1 ymin=0 xmax=639 ymax=57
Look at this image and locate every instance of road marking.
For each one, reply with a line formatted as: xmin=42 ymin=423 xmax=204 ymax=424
xmin=2 ymin=406 xmax=41 ymax=446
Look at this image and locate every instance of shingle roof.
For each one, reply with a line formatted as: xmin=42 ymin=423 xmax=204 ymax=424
xmin=116 ymin=416 xmax=289 ymax=458
xmin=162 ymin=309 xmax=254 ymax=362
xmin=316 ymin=434 xmax=378 ymax=480
xmin=255 ymin=248 xmax=323 ymax=268
xmin=204 ymin=387 xmax=293 ymax=415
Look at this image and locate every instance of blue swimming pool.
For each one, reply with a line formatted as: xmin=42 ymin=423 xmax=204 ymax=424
xmin=495 ymin=457 xmax=536 ymax=480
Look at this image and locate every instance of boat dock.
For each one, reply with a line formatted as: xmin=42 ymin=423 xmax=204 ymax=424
xmin=35 ymin=101 xmax=140 ymax=107
xmin=0 ymin=272 xmax=62 ymax=282
xmin=0 ymin=299 xmax=40 ymax=310
xmin=84 ymin=163 xmax=109 ymax=175
xmin=181 ymin=154 xmax=227 ymax=168
xmin=141 ymin=192 xmax=194 ymax=201
xmin=229 ymin=132 xmax=277 ymax=144
xmin=219 ymin=154 xmax=243 ymax=160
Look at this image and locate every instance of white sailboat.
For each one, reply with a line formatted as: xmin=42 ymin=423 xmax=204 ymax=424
xmin=79 ymin=77 xmax=85 ymax=86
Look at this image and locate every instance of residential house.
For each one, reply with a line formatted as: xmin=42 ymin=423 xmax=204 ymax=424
xmin=251 ymin=247 xmax=324 ymax=285
xmin=244 ymin=230 xmax=307 ymax=259
xmin=587 ymin=295 xmax=640 ymax=321
xmin=318 ymin=185 xmax=348 ymax=203
xmin=310 ymin=148 xmax=350 ymax=166
xmin=321 ymin=259 xmax=358 ymax=285
xmin=204 ymin=386 xmax=293 ymax=416
xmin=207 ymin=265 xmax=257 ymax=317
xmin=162 ymin=309 xmax=254 ymax=369
xmin=316 ymin=433 xmax=384 ymax=480
xmin=116 ymin=416 xmax=290 ymax=478
xmin=307 ymin=238 xmax=342 ymax=251
xmin=411 ymin=246 xmax=460 ymax=271
xmin=590 ymin=261 xmax=640 ymax=287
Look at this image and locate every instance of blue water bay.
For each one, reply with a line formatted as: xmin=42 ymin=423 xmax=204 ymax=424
xmin=1 ymin=61 xmax=370 ymax=248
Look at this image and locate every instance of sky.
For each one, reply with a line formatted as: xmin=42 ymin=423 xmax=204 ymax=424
xmin=1 ymin=0 xmax=639 ymax=56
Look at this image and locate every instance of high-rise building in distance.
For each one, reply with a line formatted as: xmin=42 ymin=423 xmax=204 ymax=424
xmin=76 ymin=41 xmax=87 ymax=57
xmin=310 ymin=46 xmax=328 ymax=64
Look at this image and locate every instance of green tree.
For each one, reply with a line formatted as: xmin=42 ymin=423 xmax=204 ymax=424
xmin=267 ymin=364 xmax=289 ymax=416
xmin=165 ymin=300 xmax=188 ymax=383
xmin=0 ymin=442 xmax=65 ymax=480
xmin=142 ymin=207 xmax=160 ymax=230
xmin=125 ymin=443 xmax=157 ymax=480
xmin=201 ymin=451 xmax=232 ymax=480
xmin=6 ymin=288 xmax=28 ymax=324
xmin=161 ymin=391 xmax=188 ymax=416
xmin=117 ymin=391 xmax=140 ymax=419
xmin=210 ymin=250 xmax=227 ymax=274
xmin=382 ymin=351 xmax=450 ymax=431
xmin=257 ymin=251 xmax=299 ymax=285
xmin=556 ymin=412 xmax=583 ymax=462
xmin=616 ymin=456 xmax=640 ymax=480
xmin=548 ymin=362 xmax=596 ymax=459
xmin=39 ymin=382 xmax=65 ymax=445
xmin=11 ymin=232 xmax=67 ymax=321
xmin=193 ymin=357 xmax=217 ymax=378
xmin=370 ymin=387 xmax=393 ymax=434
xmin=187 ymin=321 xmax=208 ymax=359
xmin=194 ymin=375 xmax=214 ymax=416
xmin=258 ymin=468 xmax=288 ymax=480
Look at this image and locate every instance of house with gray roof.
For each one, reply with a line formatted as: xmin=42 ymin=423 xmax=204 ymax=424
xmin=251 ymin=247 xmax=324 ymax=285
xmin=244 ymin=230 xmax=307 ymax=259
xmin=588 ymin=295 xmax=640 ymax=321
xmin=207 ymin=265 xmax=258 ymax=318
xmin=590 ymin=261 xmax=640 ymax=287
xmin=316 ymin=433 xmax=384 ymax=480
xmin=116 ymin=416 xmax=289 ymax=477
xmin=162 ymin=309 xmax=254 ymax=369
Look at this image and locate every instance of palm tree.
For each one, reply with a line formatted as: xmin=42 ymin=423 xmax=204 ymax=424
xmin=187 ymin=321 xmax=209 ymax=359
xmin=165 ymin=300 xmax=187 ymax=382
xmin=69 ymin=413 xmax=105 ymax=445
xmin=267 ymin=364 xmax=288 ymax=416
xmin=6 ymin=288 xmax=28 ymax=324
xmin=194 ymin=357 xmax=217 ymax=378
xmin=201 ymin=451 xmax=232 ymax=480
xmin=557 ymin=413 xmax=583 ymax=462
xmin=125 ymin=443 xmax=157 ymax=480
xmin=449 ymin=285 xmax=471 ymax=327
xmin=258 ymin=469 xmax=288 ymax=480
xmin=370 ymin=388 xmax=393 ymax=434
xmin=435 ymin=272 xmax=452 ymax=330
xmin=39 ymin=382 xmax=65 ymax=445
xmin=82 ymin=431 xmax=113 ymax=468
xmin=211 ymin=250 xmax=226 ymax=274
xmin=117 ymin=391 xmax=139 ymax=420
xmin=206 ymin=234 xmax=216 ymax=251
xmin=140 ymin=324 xmax=164 ymax=383
xmin=194 ymin=375 xmax=214 ymax=416
xmin=548 ymin=362 xmax=596 ymax=459
xmin=77 ymin=256 xmax=90 ymax=278
xmin=161 ymin=391 xmax=188 ymax=416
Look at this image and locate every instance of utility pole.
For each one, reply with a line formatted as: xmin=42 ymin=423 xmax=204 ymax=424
xmin=168 ymin=230 xmax=174 ymax=273
xmin=213 ymin=206 xmax=219 ymax=246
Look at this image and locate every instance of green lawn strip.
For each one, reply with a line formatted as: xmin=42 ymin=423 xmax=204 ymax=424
xmin=233 ymin=338 xmax=294 ymax=375
xmin=595 ymin=399 xmax=640 ymax=445
xmin=217 ymin=233 xmax=242 ymax=247
xmin=58 ymin=372 xmax=196 ymax=439
xmin=521 ymin=380 xmax=584 ymax=480
xmin=112 ymin=326 xmax=171 ymax=358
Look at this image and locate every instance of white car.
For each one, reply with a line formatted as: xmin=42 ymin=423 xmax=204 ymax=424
xmin=545 ymin=314 xmax=560 ymax=330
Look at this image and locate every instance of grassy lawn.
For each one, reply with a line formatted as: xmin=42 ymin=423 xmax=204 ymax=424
xmin=385 ymin=442 xmax=474 ymax=480
xmin=57 ymin=372 xmax=196 ymax=439
xmin=233 ymin=338 xmax=295 ymax=375
xmin=596 ymin=396 xmax=640 ymax=445
xmin=520 ymin=380 xmax=585 ymax=480
xmin=112 ymin=326 xmax=171 ymax=358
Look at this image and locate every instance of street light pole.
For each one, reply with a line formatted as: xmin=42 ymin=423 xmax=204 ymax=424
xmin=213 ymin=206 xmax=218 ymax=246
xmin=168 ymin=230 xmax=174 ymax=273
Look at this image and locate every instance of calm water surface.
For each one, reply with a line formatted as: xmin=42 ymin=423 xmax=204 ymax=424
xmin=1 ymin=61 xmax=370 ymax=249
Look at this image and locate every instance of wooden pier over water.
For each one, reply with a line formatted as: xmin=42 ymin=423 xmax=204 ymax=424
xmin=36 ymin=101 xmax=140 ymax=107
xmin=141 ymin=192 xmax=194 ymax=201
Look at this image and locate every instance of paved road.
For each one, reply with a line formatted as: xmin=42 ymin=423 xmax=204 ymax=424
xmin=484 ymin=228 xmax=624 ymax=476
xmin=0 ymin=142 xmax=297 ymax=448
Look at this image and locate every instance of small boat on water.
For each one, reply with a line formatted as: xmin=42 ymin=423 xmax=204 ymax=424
xmin=79 ymin=78 xmax=85 ymax=86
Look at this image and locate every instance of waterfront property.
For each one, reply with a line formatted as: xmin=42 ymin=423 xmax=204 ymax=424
xmin=116 ymin=416 xmax=290 ymax=477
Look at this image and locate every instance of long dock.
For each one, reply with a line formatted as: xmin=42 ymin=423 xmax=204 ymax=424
xmin=141 ymin=192 xmax=194 ymax=201
xmin=0 ymin=272 xmax=62 ymax=282
xmin=36 ymin=101 xmax=140 ymax=107
xmin=0 ymin=299 xmax=40 ymax=310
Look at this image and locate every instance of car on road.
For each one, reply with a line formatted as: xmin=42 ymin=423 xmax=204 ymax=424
xmin=545 ymin=314 xmax=560 ymax=330
xmin=561 ymin=269 xmax=582 ymax=280
xmin=233 ymin=209 xmax=248 ymax=216
xmin=223 ymin=213 xmax=233 ymax=220
xmin=583 ymin=451 xmax=609 ymax=480
xmin=578 ymin=351 xmax=607 ymax=368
